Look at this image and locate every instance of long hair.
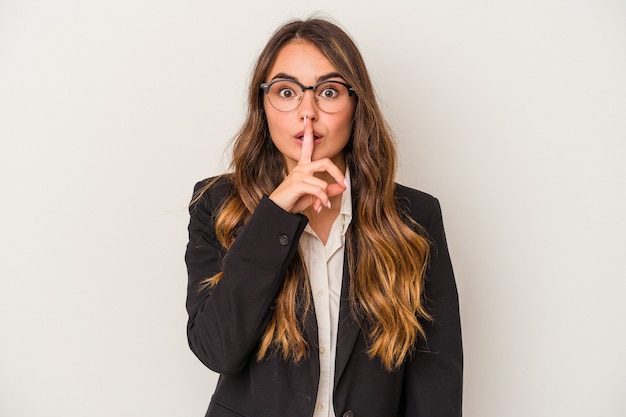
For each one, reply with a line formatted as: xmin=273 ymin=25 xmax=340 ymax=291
xmin=194 ymin=18 xmax=431 ymax=371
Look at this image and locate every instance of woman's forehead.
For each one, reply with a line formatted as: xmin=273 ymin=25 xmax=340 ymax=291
xmin=266 ymin=40 xmax=340 ymax=83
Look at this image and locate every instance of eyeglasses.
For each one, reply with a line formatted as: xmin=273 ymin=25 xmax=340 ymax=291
xmin=260 ymin=79 xmax=355 ymax=113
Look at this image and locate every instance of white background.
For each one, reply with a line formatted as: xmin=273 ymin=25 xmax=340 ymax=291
xmin=1 ymin=1 xmax=625 ymax=416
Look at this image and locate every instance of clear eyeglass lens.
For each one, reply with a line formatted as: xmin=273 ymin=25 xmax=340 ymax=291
xmin=267 ymin=81 xmax=350 ymax=113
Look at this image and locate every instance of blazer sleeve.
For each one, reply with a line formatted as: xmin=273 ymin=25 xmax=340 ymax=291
xmin=185 ymin=180 xmax=308 ymax=374
xmin=404 ymin=196 xmax=463 ymax=417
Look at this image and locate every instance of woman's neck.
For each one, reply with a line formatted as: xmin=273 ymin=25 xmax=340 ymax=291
xmin=302 ymin=192 xmax=342 ymax=245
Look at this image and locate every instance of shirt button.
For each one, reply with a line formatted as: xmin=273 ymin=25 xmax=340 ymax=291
xmin=316 ymin=290 xmax=324 ymax=297
xmin=319 ymin=346 xmax=328 ymax=357
xmin=342 ymin=411 xmax=354 ymax=417
xmin=278 ymin=234 xmax=289 ymax=246
xmin=316 ymin=403 xmax=324 ymax=411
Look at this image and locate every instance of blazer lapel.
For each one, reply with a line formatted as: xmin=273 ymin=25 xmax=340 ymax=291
xmin=302 ymin=290 xmax=319 ymax=353
xmin=301 ymin=299 xmax=321 ymax=386
xmin=334 ymin=254 xmax=360 ymax=386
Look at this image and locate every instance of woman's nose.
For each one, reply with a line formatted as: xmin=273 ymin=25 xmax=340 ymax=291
xmin=297 ymin=90 xmax=318 ymax=120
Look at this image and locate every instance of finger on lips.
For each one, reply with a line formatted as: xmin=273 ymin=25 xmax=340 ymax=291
xmin=299 ymin=114 xmax=314 ymax=165
xmin=299 ymin=115 xmax=343 ymax=182
xmin=270 ymin=113 xmax=348 ymax=214
xmin=300 ymin=114 xmax=322 ymax=212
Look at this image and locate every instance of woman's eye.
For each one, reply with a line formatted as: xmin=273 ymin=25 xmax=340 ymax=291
xmin=278 ymin=88 xmax=296 ymax=98
xmin=320 ymin=88 xmax=338 ymax=98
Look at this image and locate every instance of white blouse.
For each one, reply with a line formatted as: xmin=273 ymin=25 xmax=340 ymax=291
xmin=299 ymin=171 xmax=352 ymax=417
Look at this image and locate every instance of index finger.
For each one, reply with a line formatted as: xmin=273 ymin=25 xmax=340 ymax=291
xmin=299 ymin=114 xmax=314 ymax=165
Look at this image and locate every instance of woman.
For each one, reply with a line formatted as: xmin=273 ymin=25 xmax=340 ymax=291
xmin=185 ymin=18 xmax=462 ymax=417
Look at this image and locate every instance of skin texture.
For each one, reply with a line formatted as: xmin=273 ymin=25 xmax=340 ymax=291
xmin=265 ymin=40 xmax=355 ymax=234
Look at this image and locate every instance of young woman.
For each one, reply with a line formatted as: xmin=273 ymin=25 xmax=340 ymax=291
xmin=185 ymin=18 xmax=462 ymax=417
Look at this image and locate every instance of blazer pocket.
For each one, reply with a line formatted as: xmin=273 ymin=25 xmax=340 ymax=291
xmin=206 ymin=399 xmax=250 ymax=417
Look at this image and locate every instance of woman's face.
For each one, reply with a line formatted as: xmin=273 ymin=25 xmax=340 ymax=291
xmin=264 ymin=40 xmax=356 ymax=173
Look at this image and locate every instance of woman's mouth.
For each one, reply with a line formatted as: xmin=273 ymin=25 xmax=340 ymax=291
xmin=295 ymin=131 xmax=323 ymax=142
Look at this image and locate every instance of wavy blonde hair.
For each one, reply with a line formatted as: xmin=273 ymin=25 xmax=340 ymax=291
xmin=194 ymin=18 xmax=431 ymax=371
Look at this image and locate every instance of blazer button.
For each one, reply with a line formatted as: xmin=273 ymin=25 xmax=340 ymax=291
xmin=342 ymin=411 xmax=354 ymax=417
xmin=278 ymin=234 xmax=289 ymax=246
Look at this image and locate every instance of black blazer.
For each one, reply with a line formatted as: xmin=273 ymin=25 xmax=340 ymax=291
xmin=185 ymin=176 xmax=463 ymax=417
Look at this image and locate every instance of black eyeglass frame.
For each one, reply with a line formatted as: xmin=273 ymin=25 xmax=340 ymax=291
xmin=259 ymin=78 xmax=355 ymax=112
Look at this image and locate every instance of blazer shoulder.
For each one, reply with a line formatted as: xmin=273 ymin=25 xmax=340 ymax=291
xmin=395 ymin=182 xmax=436 ymax=203
xmin=190 ymin=174 xmax=235 ymax=211
xmin=395 ymin=182 xmax=439 ymax=219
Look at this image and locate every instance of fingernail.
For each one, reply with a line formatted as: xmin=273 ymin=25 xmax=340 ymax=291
xmin=343 ymin=178 xmax=350 ymax=189
xmin=316 ymin=205 xmax=322 ymax=214
xmin=327 ymin=201 xmax=332 ymax=209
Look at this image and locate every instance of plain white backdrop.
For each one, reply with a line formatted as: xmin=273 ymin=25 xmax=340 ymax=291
xmin=1 ymin=1 xmax=625 ymax=416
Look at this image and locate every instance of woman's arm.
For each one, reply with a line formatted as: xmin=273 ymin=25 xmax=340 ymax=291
xmin=185 ymin=179 xmax=308 ymax=374
xmin=404 ymin=196 xmax=463 ymax=417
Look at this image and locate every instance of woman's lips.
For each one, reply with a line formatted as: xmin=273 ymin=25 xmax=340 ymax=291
xmin=294 ymin=130 xmax=323 ymax=141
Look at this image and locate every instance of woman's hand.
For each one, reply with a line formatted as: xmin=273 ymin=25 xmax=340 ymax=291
xmin=269 ymin=116 xmax=347 ymax=214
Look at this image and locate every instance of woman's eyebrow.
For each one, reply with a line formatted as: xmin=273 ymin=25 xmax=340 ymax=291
xmin=269 ymin=72 xmax=345 ymax=83
xmin=270 ymin=72 xmax=296 ymax=81
xmin=316 ymin=72 xmax=344 ymax=82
